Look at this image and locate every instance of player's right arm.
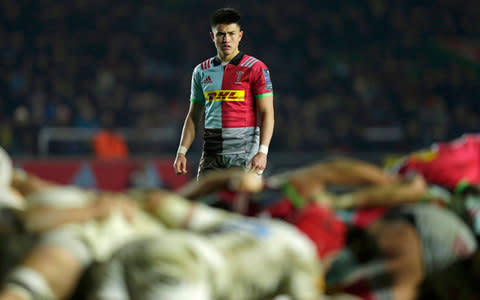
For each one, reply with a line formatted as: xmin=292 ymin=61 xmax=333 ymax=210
xmin=174 ymin=102 xmax=204 ymax=175
xmin=174 ymin=65 xmax=205 ymax=175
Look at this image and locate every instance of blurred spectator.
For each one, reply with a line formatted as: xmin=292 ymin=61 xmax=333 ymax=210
xmin=92 ymin=113 xmax=128 ymax=160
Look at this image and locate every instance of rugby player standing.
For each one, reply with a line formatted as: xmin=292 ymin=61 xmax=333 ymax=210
xmin=174 ymin=7 xmax=274 ymax=178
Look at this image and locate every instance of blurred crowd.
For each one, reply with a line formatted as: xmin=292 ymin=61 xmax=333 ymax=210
xmin=1 ymin=0 xmax=479 ymax=155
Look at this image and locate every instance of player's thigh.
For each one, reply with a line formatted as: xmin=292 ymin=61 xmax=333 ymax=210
xmin=222 ymin=153 xmax=250 ymax=169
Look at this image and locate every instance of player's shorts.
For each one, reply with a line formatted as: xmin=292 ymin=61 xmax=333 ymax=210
xmin=197 ymin=151 xmax=257 ymax=178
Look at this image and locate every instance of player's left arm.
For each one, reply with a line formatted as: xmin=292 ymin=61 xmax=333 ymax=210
xmin=317 ymin=158 xmax=398 ymax=186
xmin=333 ymin=174 xmax=428 ymax=209
xmin=248 ymin=94 xmax=274 ymax=174
xmin=248 ymin=63 xmax=275 ymax=175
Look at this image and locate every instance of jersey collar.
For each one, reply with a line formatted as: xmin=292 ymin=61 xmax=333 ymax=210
xmin=212 ymin=51 xmax=244 ymax=66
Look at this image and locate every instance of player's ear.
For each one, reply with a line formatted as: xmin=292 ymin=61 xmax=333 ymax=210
xmin=210 ymin=31 xmax=214 ymax=41
xmin=239 ymin=30 xmax=243 ymax=41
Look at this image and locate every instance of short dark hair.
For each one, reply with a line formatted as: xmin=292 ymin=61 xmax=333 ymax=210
xmin=210 ymin=8 xmax=241 ymax=28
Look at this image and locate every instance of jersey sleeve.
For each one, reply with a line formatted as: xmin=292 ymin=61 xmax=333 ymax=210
xmin=251 ymin=61 xmax=274 ymax=99
xmin=189 ymin=65 xmax=205 ymax=104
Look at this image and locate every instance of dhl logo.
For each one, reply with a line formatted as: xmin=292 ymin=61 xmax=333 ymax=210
xmin=204 ymin=90 xmax=245 ymax=102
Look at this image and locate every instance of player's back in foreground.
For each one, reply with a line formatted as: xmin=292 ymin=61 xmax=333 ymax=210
xmin=88 ymin=216 xmax=324 ymax=300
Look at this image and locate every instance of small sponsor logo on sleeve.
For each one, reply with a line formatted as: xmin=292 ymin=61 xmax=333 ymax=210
xmin=263 ymin=69 xmax=273 ymax=90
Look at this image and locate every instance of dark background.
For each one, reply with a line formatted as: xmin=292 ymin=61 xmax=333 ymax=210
xmin=1 ymin=0 xmax=479 ymax=159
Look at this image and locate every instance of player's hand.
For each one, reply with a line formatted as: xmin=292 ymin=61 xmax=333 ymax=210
xmin=247 ymin=152 xmax=267 ymax=175
xmin=174 ymin=154 xmax=188 ymax=175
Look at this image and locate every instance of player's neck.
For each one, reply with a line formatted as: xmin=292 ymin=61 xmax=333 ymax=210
xmin=217 ymin=50 xmax=240 ymax=64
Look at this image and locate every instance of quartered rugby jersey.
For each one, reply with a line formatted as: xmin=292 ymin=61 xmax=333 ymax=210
xmin=398 ymin=134 xmax=480 ymax=189
xmin=190 ymin=52 xmax=273 ymax=154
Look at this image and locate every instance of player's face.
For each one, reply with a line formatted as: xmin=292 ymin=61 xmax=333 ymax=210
xmin=211 ymin=23 xmax=243 ymax=61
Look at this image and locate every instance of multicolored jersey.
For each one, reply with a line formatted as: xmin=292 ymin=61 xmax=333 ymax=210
xmin=397 ymin=134 xmax=480 ymax=189
xmin=190 ymin=52 xmax=273 ymax=154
